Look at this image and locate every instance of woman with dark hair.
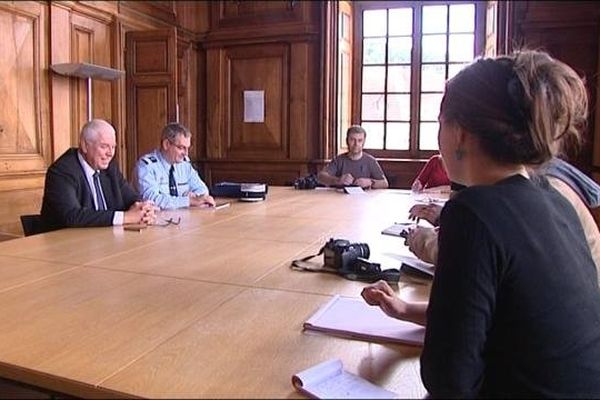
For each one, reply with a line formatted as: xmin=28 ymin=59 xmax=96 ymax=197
xmin=362 ymin=50 xmax=600 ymax=397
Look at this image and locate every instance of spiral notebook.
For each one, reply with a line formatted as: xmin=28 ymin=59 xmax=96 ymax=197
xmin=292 ymin=358 xmax=398 ymax=399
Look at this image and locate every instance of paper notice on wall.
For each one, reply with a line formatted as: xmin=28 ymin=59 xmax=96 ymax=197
xmin=243 ymin=90 xmax=265 ymax=123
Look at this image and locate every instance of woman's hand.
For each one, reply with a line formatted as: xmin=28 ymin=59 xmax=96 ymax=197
xmin=361 ymin=280 xmax=408 ymax=320
xmin=361 ymin=280 xmax=429 ymax=326
xmin=408 ymin=203 xmax=443 ymax=226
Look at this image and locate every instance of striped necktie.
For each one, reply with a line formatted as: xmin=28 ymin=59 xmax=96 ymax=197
xmin=93 ymin=171 xmax=107 ymax=210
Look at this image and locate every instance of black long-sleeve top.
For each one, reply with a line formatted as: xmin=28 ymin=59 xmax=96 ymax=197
xmin=421 ymin=175 xmax=600 ymax=398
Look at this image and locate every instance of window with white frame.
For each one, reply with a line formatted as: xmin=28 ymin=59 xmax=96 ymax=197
xmin=356 ymin=1 xmax=485 ymax=158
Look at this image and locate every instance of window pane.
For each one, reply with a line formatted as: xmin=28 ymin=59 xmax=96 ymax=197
xmin=420 ymin=93 xmax=443 ymax=121
xmin=389 ymin=8 xmax=412 ymax=36
xmin=362 ymin=122 xmax=384 ymax=149
xmin=450 ymin=4 xmax=474 ymax=33
xmin=419 ymin=122 xmax=439 ymax=150
xmin=387 ymin=65 xmax=411 ymax=92
xmin=448 ymin=63 xmax=469 ymax=79
xmin=386 ymin=122 xmax=410 ymax=150
xmin=388 ymin=37 xmax=412 ymax=63
xmin=363 ymin=9 xmax=387 ymax=37
xmin=422 ymin=35 xmax=447 ymax=62
xmin=363 ymin=38 xmax=386 ymax=64
xmin=362 ymin=66 xmax=386 ymax=92
xmin=422 ymin=5 xmax=447 ymax=34
xmin=449 ymin=33 xmax=474 ymax=62
xmin=387 ymin=94 xmax=410 ymax=121
xmin=362 ymin=94 xmax=385 ymax=120
xmin=421 ymin=64 xmax=446 ymax=92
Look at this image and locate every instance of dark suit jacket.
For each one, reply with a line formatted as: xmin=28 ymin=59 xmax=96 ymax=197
xmin=41 ymin=148 xmax=139 ymax=229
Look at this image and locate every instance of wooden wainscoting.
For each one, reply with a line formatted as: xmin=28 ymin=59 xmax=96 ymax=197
xmin=0 ymin=186 xmax=44 ymax=238
xmin=202 ymin=160 xmax=315 ymax=187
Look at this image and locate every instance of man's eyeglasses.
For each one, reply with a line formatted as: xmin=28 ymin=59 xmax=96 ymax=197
xmin=168 ymin=140 xmax=191 ymax=152
xmin=155 ymin=217 xmax=181 ymax=227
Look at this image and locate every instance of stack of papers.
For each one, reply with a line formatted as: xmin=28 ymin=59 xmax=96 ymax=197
xmin=304 ymin=295 xmax=425 ymax=346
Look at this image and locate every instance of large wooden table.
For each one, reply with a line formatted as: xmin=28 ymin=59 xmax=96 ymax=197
xmin=0 ymin=187 xmax=433 ymax=398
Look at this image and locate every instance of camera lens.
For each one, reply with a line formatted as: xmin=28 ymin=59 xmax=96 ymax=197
xmin=348 ymin=243 xmax=369 ymax=259
xmin=334 ymin=239 xmax=350 ymax=246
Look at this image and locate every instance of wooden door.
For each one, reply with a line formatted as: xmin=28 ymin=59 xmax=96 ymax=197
xmin=125 ymin=28 xmax=177 ymax=177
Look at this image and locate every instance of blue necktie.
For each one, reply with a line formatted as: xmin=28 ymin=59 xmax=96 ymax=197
xmin=169 ymin=165 xmax=178 ymax=196
xmin=93 ymin=171 xmax=107 ymax=210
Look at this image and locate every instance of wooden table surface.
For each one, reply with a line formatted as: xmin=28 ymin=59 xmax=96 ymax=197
xmin=0 ymin=187 xmax=433 ymax=398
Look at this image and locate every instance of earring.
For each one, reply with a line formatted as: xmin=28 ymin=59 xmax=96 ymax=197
xmin=454 ymin=148 xmax=465 ymax=161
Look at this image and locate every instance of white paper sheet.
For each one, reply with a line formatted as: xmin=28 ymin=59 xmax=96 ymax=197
xmin=243 ymin=90 xmax=264 ymax=122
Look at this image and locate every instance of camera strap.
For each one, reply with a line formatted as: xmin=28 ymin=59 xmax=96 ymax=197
xmin=291 ymin=246 xmax=339 ymax=275
xmin=290 ymin=246 xmax=400 ymax=283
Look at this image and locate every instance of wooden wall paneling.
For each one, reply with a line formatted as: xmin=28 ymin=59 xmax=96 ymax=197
xmin=0 ymin=188 xmax=43 ymax=236
xmin=113 ymin=19 xmax=128 ymax=175
xmin=114 ymin=16 xmax=170 ymax=176
xmin=289 ymin=42 xmax=310 ymax=160
xmin=49 ymin=3 xmax=71 ymax=159
xmin=207 ymin=0 xmax=320 ymax=44
xmin=177 ymin=37 xmax=201 ymax=166
xmin=213 ymin=0 xmax=304 ymax=29
xmin=193 ymin=41 xmax=206 ymax=161
xmin=0 ymin=2 xmax=50 ymax=175
xmin=119 ymin=1 xmax=177 ymax=27
xmin=125 ymin=28 xmax=177 ymax=176
xmin=511 ymin=2 xmax=600 ymax=175
xmin=206 ymin=161 xmax=310 ymax=186
xmin=0 ymin=1 xmax=49 ymax=236
xmin=70 ymin=21 xmax=92 ymax=143
xmin=225 ymin=43 xmax=290 ymax=160
xmin=206 ymin=48 xmax=225 ymax=159
xmin=177 ymin=36 xmax=191 ymax=127
xmin=175 ymin=1 xmax=210 ymax=34
xmin=379 ymin=160 xmax=425 ymax=189
xmin=68 ymin=1 xmax=118 ymax=19
xmin=70 ymin=12 xmax=115 ymax=143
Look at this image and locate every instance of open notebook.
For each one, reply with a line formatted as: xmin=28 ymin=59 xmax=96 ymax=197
xmin=292 ymin=358 xmax=398 ymax=399
xmin=304 ymin=295 xmax=425 ymax=346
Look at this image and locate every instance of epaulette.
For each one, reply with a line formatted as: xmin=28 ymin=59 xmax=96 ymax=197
xmin=141 ymin=155 xmax=158 ymax=165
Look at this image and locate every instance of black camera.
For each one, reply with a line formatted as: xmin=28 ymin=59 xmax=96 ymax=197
xmin=322 ymin=238 xmax=371 ymax=274
xmin=291 ymin=237 xmax=399 ymax=283
xmin=294 ymin=174 xmax=319 ymax=190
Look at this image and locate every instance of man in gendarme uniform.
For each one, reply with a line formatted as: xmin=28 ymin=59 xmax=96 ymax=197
xmin=134 ymin=122 xmax=215 ymax=210
xmin=317 ymin=125 xmax=389 ymax=189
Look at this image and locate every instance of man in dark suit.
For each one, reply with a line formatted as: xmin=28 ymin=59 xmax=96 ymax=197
xmin=41 ymin=119 xmax=156 ymax=230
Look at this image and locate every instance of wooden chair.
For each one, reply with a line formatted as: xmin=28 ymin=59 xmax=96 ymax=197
xmin=20 ymin=214 xmax=47 ymax=236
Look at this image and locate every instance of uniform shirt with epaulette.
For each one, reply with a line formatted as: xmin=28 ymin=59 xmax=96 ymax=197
xmin=134 ymin=149 xmax=209 ymax=209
